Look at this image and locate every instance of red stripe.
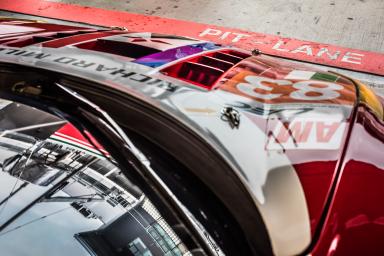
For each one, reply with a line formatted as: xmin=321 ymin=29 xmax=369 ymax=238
xmin=55 ymin=123 xmax=109 ymax=154
xmin=1 ymin=0 xmax=384 ymax=76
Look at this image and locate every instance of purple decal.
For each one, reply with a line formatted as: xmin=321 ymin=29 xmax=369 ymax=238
xmin=134 ymin=43 xmax=221 ymax=68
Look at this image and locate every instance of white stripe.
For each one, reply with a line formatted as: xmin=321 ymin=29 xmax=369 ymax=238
xmin=54 ymin=132 xmax=94 ymax=148
xmin=49 ymin=135 xmax=102 ymax=155
xmin=285 ymin=70 xmax=316 ymax=80
xmin=53 ymin=132 xmax=109 ymax=155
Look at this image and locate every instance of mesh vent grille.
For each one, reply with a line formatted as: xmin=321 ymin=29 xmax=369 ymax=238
xmin=161 ymin=49 xmax=250 ymax=89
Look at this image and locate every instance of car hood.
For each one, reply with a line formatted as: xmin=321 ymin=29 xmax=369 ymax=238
xmin=0 ymin=19 xmax=358 ymax=256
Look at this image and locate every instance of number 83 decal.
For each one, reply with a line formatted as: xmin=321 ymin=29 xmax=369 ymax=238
xmin=234 ymin=75 xmax=346 ymax=103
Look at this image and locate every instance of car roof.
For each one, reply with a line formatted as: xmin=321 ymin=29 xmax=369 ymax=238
xmin=0 ymin=18 xmax=359 ymax=255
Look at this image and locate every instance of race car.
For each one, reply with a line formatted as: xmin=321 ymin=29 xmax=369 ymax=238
xmin=0 ymin=17 xmax=382 ymax=256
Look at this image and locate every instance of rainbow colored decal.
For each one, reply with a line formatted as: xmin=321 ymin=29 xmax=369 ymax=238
xmin=133 ymin=42 xmax=221 ymax=68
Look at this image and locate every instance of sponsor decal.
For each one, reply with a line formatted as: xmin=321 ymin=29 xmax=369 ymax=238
xmin=134 ymin=43 xmax=220 ymax=68
xmin=220 ymin=70 xmax=356 ymax=105
xmin=0 ymin=46 xmax=179 ymax=96
xmin=266 ymin=119 xmax=346 ymax=150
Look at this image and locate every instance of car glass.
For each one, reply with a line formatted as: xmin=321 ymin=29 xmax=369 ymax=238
xmin=0 ymin=99 xmax=223 ymax=256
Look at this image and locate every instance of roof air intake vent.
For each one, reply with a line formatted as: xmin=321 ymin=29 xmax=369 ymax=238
xmin=161 ymin=49 xmax=250 ymax=89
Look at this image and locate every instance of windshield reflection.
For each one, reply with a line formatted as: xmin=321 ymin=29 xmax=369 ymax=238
xmin=0 ymin=100 xmax=194 ymax=256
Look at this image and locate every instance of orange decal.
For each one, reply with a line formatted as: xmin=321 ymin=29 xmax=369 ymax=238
xmin=220 ymin=70 xmax=356 ymax=105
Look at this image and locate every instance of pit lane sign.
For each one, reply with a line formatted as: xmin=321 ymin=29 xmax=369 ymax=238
xmin=1 ymin=0 xmax=383 ymax=75
xmin=199 ymin=28 xmax=365 ymax=65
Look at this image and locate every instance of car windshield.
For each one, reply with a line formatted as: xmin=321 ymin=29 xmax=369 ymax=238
xmin=0 ymin=98 xmax=222 ymax=256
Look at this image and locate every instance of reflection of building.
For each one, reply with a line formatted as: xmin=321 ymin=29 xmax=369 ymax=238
xmin=64 ymin=160 xmax=141 ymax=224
xmin=0 ymin=129 xmax=190 ymax=255
xmin=0 ymin=135 xmax=142 ymax=224
xmin=76 ymin=198 xmax=189 ymax=256
xmin=0 ymin=101 xmax=193 ymax=256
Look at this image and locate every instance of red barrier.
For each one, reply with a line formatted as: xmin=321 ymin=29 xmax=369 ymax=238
xmin=1 ymin=0 xmax=383 ymax=76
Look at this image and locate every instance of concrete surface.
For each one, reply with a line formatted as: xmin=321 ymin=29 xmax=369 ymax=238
xmin=49 ymin=0 xmax=384 ymax=53
xmin=0 ymin=10 xmax=105 ymax=28
xmin=2 ymin=2 xmax=384 ymax=94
